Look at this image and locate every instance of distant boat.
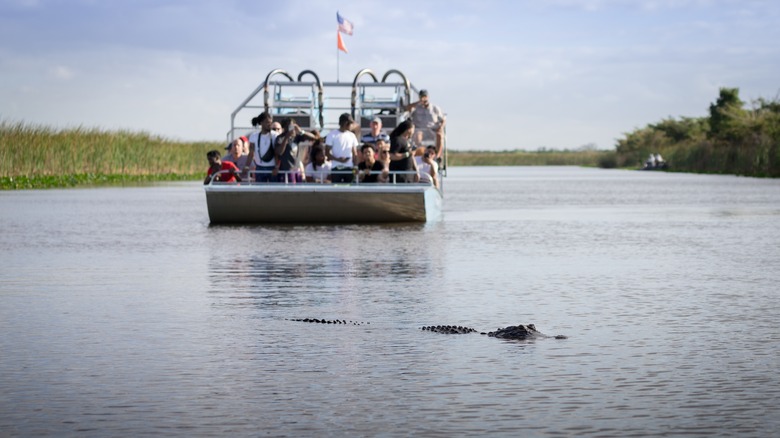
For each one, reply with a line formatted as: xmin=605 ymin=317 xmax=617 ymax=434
xmin=204 ymin=68 xmax=445 ymax=224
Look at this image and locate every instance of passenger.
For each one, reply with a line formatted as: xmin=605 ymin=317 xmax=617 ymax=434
xmin=305 ymin=145 xmax=332 ymax=183
xmin=645 ymin=153 xmax=657 ymax=169
xmin=245 ymin=112 xmax=278 ymax=182
xmin=297 ymin=129 xmax=321 ymax=169
xmin=655 ymin=153 xmax=665 ymax=167
xmin=275 ymin=118 xmax=319 ymax=184
xmin=325 ymin=113 xmax=359 ymax=183
xmin=358 ymin=143 xmax=386 ymax=183
xmin=404 ymin=89 xmax=446 ymax=157
xmin=415 ymin=145 xmax=439 ymax=188
xmin=374 ymin=139 xmax=391 ymax=183
xmin=360 ymin=117 xmax=390 ymax=149
xmin=412 ymin=130 xmax=425 ymax=154
xmin=388 ymin=119 xmax=418 ymax=183
xmin=223 ymin=136 xmax=250 ymax=172
xmin=242 ymin=136 xmax=250 ymax=156
xmin=350 ymin=119 xmax=365 ymax=164
xmin=204 ymin=150 xmax=242 ymax=185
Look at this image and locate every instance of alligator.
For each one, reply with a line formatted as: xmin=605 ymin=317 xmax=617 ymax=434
xmin=288 ymin=319 xmax=566 ymax=340
xmin=286 ymin=318 xmax=369 ymax=325
xmin=422 ymin=323 xmax=567 ymax=340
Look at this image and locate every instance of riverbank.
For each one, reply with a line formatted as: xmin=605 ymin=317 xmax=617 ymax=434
xmin=1 ymin=121 xmax=216 ymax=189
xmin=447 ymin=149 xmax=615 ymax=167
xmin=615 ymin=88 xmax=780 ymax=178
xmin=1 ymin=121 xmax=619 ymax=189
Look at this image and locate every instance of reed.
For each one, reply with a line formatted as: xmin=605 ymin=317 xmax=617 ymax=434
xmin=1 ymin=121 xmax=220 ymax=188
xmin=447 ymin=149 xmax=616 ymax=167
xmin=2 ymin=121 xmax=620 ymax=189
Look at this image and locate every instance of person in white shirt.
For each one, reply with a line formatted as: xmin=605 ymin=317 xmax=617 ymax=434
xmin=325 ymin=113 xmax=359 ymax=183
xmin=415 ymin=145 xmax=439 ymax=188
xmin=305 ymin=145 xmax=332 ymax=183
xmin=245 ymin=112 xmax=278 ymax=182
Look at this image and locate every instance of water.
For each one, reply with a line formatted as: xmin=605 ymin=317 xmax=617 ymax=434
xmin=1 ymin=167 xmax=779 ymax=436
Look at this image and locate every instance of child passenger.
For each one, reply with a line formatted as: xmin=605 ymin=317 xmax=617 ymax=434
xmin=305 ymin=145 xmax=332 ymax=183
xmin=204 ymin=150 xmax=242 ymax=184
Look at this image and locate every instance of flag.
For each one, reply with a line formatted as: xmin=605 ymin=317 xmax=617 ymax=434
xmin=337 ymin=11 xmax=353 ymax=35
xmin=337 ymin=31 xmax=348 ymax=53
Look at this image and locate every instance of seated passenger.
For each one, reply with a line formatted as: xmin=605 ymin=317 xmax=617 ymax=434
xmin=305 ymin=146 xmax=332 ymax=183
xmin=361 ymin=117 xmax=390 ymax=149
xmin=415 ymin=145 xmax=439 ymax=188
xmin=645 ymin=153 xmax=657 ymax=169
xmin=204 ymin=150 xmax=242 ymax=185
xmin=358 ymin=143 xmax=386 ymax=183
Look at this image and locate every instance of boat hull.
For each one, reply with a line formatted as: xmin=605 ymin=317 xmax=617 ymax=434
xmin=205 ymin=184 xmax=442 ymax=224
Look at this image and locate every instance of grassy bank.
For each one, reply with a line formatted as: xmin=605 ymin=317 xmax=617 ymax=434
xmin=1 ymin=121 xmax=220 ymax=189
xmin=614 ymin=88 xmax=780 ymax=177
xmin=447 ymin=149 xmax=616 ymax=167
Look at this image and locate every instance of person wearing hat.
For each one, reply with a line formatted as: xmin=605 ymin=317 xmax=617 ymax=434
xmin=325 ymin=113 xmax=359 ymax=183
xmin=404 ymin=89 xmax=446 ymax=157
xmin=361 ymin=117 xmax=390 ymax=149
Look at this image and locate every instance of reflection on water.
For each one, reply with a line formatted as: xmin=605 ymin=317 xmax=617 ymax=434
xmin=2 ymin=170 xmax=780 ymax=436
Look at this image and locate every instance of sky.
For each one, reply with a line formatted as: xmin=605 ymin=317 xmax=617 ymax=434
xmin=1 ymin=0 xmax=779 ymax=151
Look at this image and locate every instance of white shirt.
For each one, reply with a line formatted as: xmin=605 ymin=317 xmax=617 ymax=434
xmin=248 ymin=131 xmax=278 ymax=167
xmin=325 ymin=129 xmax=358 ymax=168
xmin=415 ymin=156 xmax=438 ymax=185
xmin=305 ymin=161 xmax=332 ymax=183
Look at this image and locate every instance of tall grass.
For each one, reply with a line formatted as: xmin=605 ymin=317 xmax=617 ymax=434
xmin=447 ymin=149 xmax=616 ymax=167
xmin=1 ymin=121 xmax=220 ymax=188
xmin=1 ymin=120 xmax=620 ymax=189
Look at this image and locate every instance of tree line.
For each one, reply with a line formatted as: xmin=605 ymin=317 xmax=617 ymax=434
xmin=612 ymin=88 xmax=780 ymax=177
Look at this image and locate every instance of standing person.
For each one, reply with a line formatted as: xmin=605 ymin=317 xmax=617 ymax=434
xmin=360 ymin=117 xmax=390 ymax=149
xmin=388 ymin=119 xmax=418 ymax=183
xmin=404 ymin=89 xmax=446 ymax=157
xmin=275 ymin=118 xmax=318 ymax=183
xmin=325 ymin=113 xmax=359 ymax=183
xmin=223 ymin=136 xmax=249 ymax=166
xmin=204 ymin=150 xmax=242 ymax=185
xmin=245 ymin=112 xmax=278 ymax=182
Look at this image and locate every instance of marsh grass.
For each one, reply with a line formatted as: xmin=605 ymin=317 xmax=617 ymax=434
xmin=1 ymin=121 xmax=619 ymax=189
xmin=447 ymin=149 xmax=616 ymax=167
xmin=1 ymin=121 xmax=220 ymax=189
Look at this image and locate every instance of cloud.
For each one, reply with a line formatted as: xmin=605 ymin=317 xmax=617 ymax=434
xmin=1 ymin=0 xmax=779 ymax=150
xmin=49 ymin=65 xmax=75 ymax=80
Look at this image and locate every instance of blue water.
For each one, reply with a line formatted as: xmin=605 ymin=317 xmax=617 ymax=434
xmin=1 ymin=167 xmax=779 ymax=436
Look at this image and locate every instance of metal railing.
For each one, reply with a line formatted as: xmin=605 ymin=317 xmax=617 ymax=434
xmin=207 ymin=169 xmax=434 ymax=187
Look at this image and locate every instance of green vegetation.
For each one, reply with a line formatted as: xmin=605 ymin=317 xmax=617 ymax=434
xmin=1 ymin=121 xmax=219 ymax=189
xmin=447 ymin=148 xmax=616 ymax=167
xmin=614 ymin=88 xmax=780 ymax=177
xmin=5 ymin=87 xmax=777 ymax=191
